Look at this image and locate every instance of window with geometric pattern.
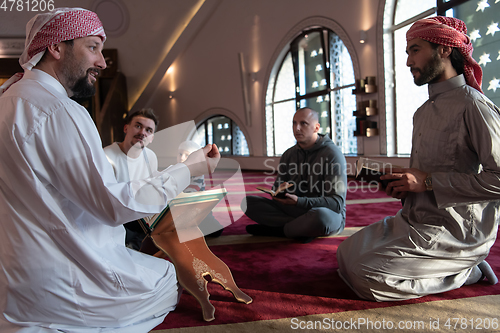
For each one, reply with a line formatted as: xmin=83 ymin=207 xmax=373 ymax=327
xmin=193 ymin=115 xmax=249 ymax=156
xmin=265 ymin=27 xmax=357 ymax=156
xmin=384 ymin=0 xmax=500 ymax=155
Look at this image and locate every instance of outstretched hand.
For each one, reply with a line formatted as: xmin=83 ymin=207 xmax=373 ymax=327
xmin=380 ymin=167 xmax=428 ymax=199
xmin=183 ymin=144 xmax=220 ymax=177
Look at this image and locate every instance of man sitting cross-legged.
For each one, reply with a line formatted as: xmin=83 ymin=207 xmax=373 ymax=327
xmin=241 ymin=107 xmax=347 ymax=243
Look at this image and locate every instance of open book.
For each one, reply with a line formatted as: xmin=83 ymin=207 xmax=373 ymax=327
xmin=139 ymin=188 xmax=227 ymax=232
xmin=256 ymin=182 xmax=293 ymax=198
xmin=355 ymin=157 xmax=401 ymax=187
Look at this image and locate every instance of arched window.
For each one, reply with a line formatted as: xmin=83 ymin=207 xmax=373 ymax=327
xmin=193 ymin=115 xmax=249 ymax=156
xmin=265 ymin=26 xmax=357 ymax=156
xmin=383 ymin=0 xmax=500 ymax=155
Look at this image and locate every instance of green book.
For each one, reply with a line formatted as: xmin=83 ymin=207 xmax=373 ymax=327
xmin=140 ymin=188 xmax=227 ymax=232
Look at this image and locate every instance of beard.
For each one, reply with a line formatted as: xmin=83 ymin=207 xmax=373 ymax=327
xmin=131 ymin=138 xmax=146 ymax=150
xmin=70 ymin=71 xmax=97 ymax=98
xmin=60 ymin=46 xmax=99 ymax=98
xmin=412 ymin=50 xmax=444 ymax=86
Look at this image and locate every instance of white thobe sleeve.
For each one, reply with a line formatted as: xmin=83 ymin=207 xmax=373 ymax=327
xmin=23 ymin=101 xmax=190 ymax=227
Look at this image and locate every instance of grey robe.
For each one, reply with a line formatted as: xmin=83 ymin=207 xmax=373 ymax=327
xmin=337 ymin=75 xmax=500 ymax=301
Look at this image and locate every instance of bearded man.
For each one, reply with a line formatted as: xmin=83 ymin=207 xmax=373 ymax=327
xmin=0 ymin=7 xmax=219 ymax=332
xmin=337 ymin=17 xmax=500 ymax=301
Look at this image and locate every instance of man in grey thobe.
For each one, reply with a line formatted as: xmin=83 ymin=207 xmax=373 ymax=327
xmin=337 ymin=16 xmax=499 ymax=301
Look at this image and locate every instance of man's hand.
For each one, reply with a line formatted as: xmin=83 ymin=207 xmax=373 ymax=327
xmin=381 ymin=167 xmax=428 ymax=199
xmin=205 ymin=143 xmax=220 ymax=173
xmin=273 ymin=193 xmax=298 ymax=205
xmin=183 ymin=144 xmax=220 ymax=177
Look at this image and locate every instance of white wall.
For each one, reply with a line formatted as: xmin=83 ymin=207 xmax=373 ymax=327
xmin=143 ymin=0 xmax=382 ymax=160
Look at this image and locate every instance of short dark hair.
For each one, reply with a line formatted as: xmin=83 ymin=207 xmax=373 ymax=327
xmin=429 ymin=41 xmax=464 ymax=76
xmin=449 ymin=48 xmax=465 ymax=76
xmin=37 ymin=39 xmax=74 ymax=65
xmin=125 ymin=108 xmax=159 ymax=130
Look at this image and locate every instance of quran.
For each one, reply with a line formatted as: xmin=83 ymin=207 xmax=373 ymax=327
xmin=256 ymin=182 xmax=293 ymax=198
xmin=139 ymin=188 xmax=227 ymax=232
xmin=355 ymin=157 xmax=401 ymax=187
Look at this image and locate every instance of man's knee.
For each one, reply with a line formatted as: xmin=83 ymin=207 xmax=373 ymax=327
xmin=337 ymin=242 xmax=379 ymax=301
xmin=241 ymin=195 xmax=261 ymax=211
xmin=312 ymin=208 xmax=344 ymax=236
xmin=241 ymin=195 xmax=268 ymax=219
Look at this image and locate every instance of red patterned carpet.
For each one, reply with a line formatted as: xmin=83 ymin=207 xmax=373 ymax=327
xmin=154 ymin=237 xmax=500 ymax=330
xmin=153 ymin=170 xmax=500 ymax=330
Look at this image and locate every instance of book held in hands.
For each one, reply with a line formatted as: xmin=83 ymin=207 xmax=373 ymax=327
xmin=140 ymin=188 xmax=227 ymax=232
xmin=256 ymin=182 xmax=293 ymax=198
xmin=355 ymin=157 xmax=401 ymax=187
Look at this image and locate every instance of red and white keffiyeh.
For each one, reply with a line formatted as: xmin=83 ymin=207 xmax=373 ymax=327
xmin=0 ymin=7 xmax=106 ymax=96
xmin=406 ymin=16 xmax=483 ymax=93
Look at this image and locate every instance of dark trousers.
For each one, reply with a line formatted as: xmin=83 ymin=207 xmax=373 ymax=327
xmin=241 ymin=195 xmax=344 ymax=238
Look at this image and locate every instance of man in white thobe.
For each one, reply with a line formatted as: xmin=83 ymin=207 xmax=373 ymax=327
xmin=103 ymin=108 xmax=160 ymax=250
xmin=337 ymin=16 xmax=499 ymax=301
xmin=0 ymin=7 xmax=219 ymax=332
